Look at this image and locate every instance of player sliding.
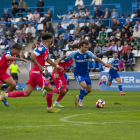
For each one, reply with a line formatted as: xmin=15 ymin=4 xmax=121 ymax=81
xmin=58 ymin=40 xmax=110 ymax=107
xmin=0 ymin=34 xmax=64 ymax=113
xmin=42 ymin=45 xmax=78 ymax=107
xmin=0 ymin=43 xmax=27 ymax=107
xmin=99 ymin=51 xmax=125 ymax=95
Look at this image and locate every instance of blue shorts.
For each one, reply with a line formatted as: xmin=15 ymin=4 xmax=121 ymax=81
xmin=108 ymin=73 xmax=120 ymax=82
xmin=75 ymin=75 xmax=92 ymax=85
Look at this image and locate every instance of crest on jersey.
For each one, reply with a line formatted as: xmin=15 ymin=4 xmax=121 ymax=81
xmin=77 ymin=56 xmax=79 ymax=58
xmin=38 ymin=47 xmax=42 ymax=51
xmin=84 ymin=55 xmax=87 ymax=58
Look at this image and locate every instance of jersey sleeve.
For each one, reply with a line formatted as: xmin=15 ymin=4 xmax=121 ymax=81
xmin=33 ymin=46 xmax=46 ymax=56
xmin=61 ymin=58 xmax=71 ymax=63
xmin=4 ymin=50 xmax=11 ymax=57
xmin=66 ymin=51 xmax=77 ymax=59
xmin=87 ymin=51 xmax=96 ymax=59
xmin=108 ymin=58 xmax=114 ymax=65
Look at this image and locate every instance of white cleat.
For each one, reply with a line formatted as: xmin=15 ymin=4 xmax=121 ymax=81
xmin=79 ymin=99 xmax=83 ymax=107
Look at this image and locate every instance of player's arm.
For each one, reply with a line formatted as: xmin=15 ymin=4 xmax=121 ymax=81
xmin=107 ymin=63 xmax=117 ymax=70
xmin=95 ymin=57 xmax=110 ymax=67
xmin=18 ymin=69 xmax=21 ymax=73
xmin=9 ymin=69 xmax=12 ymax=76
xmin=6 ymin=56 xmax=27 ymax=62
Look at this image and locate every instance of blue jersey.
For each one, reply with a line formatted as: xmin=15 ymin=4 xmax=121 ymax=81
xmin=108 ymin=58 xmax=119 ymax=75
xmin=66 ymin=50 xmax=96 ymax=76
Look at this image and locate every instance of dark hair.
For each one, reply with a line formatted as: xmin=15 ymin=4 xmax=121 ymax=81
xmin=113 ymin=51 xmax=118 ymax=54
xmin=41 ymin=33 xmax=52 ymax=41
xmin=122 ymin=14 xmax=124 ymax=17
xmin=72 ymin=44 xmax=79 ymax=50
xmin=35 ymin=9 xmax=38 ymax=12
xmin=128 ymin=14 xmax=130 ymax=17
xmin=79 ymin=40 xmax=89 ymax=47
xmin=12 ymin=43 xmax=22 ymax=50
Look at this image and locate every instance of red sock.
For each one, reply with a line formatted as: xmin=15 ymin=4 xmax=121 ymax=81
xmin=56 ymin=94 xmax=66 ymax=102
xmin=46 ymin=91 xmax=53 ymax=107
xmin=53 ymin=88 xmax=60 ymax=94
xmin=8 ymin=91 xmax=28 ymax=97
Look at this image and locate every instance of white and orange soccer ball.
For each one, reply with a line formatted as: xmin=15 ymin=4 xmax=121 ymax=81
xmin=96 ymin=99 xmax=105 ymax=108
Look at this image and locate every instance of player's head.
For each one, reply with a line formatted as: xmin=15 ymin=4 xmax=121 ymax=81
xmin=79 ymin=40 xmax=89 ymax=53
xmin=13 ymin=60 xmax=16 ymax=64
xmin=72 ymin=44 xmax=79 ymax=51
xmin=11 ymin=43 xmax=22 ymax=55
xmin=41 ymin=33 xmax=52 ymax=47
xmin=113 ymin=51 xmax=118 ymax=59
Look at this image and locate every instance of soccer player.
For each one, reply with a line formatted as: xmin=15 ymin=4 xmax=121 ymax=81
xmin=99 ymin=51 xmax=125 ymax=95
xmin=42 ymin=44 xmax=78 ymax=107
xmin=58 ymin=40 xmax=110 ymax=107
xmin=0 ymin=43 xmax=27 ymax=107
xmin=0 ymin=34 xmax=64 ymax=113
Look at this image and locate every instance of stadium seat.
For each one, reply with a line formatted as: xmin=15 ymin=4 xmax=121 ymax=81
xmin=47 ymin=66 xmax=53 ymax=73
xmin=106 ymin=29 xmax=113 ymax=33
xmin=104 ymin=67 xmax=109 ymax=72
xmin=79 ymin=23 xmax=84 ymax=27
xmin=38 ymin=24 xmax=44 ymax=30
xmin=0 ymin=45 xmax=5 ymax=49
xmin=24 ymin=52 xmax=28 ymax=58
xmin=18 ymin=83 xmax=26 ymax=90
xmin=131 ymin=14 xmax=135 ymax=18
xmin=45 ymin=62 xmax=50 ymax=66
xmin=14 ymin=38 xmax=18 ymax=43
xmin=15 ymin=18 xmax=20 ymax=22
xmin=16 ymin=83 xmax=21 ymax=89
xmin=70 ymin=30 xmax=75 ymax=34
xmin=60 ymin=51 xmax=63 ymax=57
xmin=102 ymin=58 xmax=108 ymax=63
xmin=39 ymin=17 xmax=45 ymax=23
xmin=61 ymin=23 xmax=67 ymax=29
xmin=62 ymin=44 xmax=69 ymax=51
xmin=132 ymin=50 xmax=138 ymax=57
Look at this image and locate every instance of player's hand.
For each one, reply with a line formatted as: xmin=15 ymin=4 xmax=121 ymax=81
xmin=39 ymin=66 xmax=44 ymax=72
xmin=20 ymin=58 xmax=28 ymax=63
xmin=54 ymin=74 xmax=59 ymax=80
xmin=58 ymin=66 xmax=64 ymax=72
xmin=113 ymin=67 xmax=117 ymax=70
xmin=104 ymin=64 xmax=110 ymax=68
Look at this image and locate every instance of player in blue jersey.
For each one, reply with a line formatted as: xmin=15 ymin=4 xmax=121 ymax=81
xmin=99 ymin=51 xmax=125 ymax=95
xmin=58 ymin=40 xmax=110 ymax=107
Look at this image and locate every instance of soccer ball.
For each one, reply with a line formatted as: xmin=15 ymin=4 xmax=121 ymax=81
xmin=96 ymin=99 xmax=105 ymax=108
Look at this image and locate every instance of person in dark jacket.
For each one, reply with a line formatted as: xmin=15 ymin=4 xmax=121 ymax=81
xmin=36 ymin=0 xmax=44 ymax=17
xmin=52 ymin=44 xmax=60 ymax=60
xmin=1 ymin=10 xmax=12 ymax=22
xmin=11 ymin=0 xmax=19 ymax=17
xmin=57 ymin=35 xmax=65 ymax=50
xmin=45 ymin=22 xmax=54 ymax=35
xmin=37 ymin=30 xmax=45 ymax=43
xmin=93 ymin=7 xmax=102 ymax=19
xmin=111 ymin=19 xmax=117 ymax=32
xmin=103 ymin=7 xmax=111 ymax=27
xmin=80 ymin=22 xmax=89 ymax=34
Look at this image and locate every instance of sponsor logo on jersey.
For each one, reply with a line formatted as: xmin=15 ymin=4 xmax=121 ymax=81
xmin=38 ymin=47 xmax=42 ymax=51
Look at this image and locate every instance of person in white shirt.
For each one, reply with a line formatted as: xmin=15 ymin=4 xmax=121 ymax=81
xmin=72 ymin=36 xmax=80 ymax=45
xmin=78 ymin=8 xmax=85 ymax=19
xmin=90 ymin=0 xmax=102 ymax=10
xmin=132 ymin=26 xmax=140 ymax=41
xmin=27 ymin=10 xmax=32 ymax=21
xmin=75 ymin=0 xmax=84 ymax=9
xmin=57 ymin=11 xmax=72 ymax=21
xmin=133 ymin=21 xmax=140 ymax=31
xmin=73 ymin=9 xmax=79 ymax=19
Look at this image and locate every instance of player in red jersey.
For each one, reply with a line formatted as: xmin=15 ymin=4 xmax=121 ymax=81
xmin=42 ymin=45 xmax=78 ymax=107
xmin=0 ymin=43 xmax=27 ymax=107
xmin=0 ymin=34 xmax=64 ymax=113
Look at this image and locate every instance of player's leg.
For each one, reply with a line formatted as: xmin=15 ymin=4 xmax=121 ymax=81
xmin=84 ymin=76 xmax=92 ymax=97
xmin=115 ymin=77 xmax=125 ymax=95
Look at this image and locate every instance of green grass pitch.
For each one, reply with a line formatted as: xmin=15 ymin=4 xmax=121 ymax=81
xmin=0 ymin=90 xmax=140 ymax=140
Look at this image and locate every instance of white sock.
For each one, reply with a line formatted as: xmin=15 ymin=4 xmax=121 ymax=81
xmin=55 ymin=101 xmax=59 ymax=104
xmin=47 ymin=107 xmax=52 ymax=110
xmin=5 ymin=93 xmax=8 ymax=98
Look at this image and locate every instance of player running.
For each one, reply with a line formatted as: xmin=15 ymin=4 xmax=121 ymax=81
xmin=58 ymin=40 xmax=110 ymax=107
xmin=0 ymin=43 xmax=27 ymax=107
xmin=99 ymin=51 xmax=125 ymax=95
xmin=0 ymin=34 xmax=64 ymax=113
xmin=42 ymin=44 xmax=78 ymax=107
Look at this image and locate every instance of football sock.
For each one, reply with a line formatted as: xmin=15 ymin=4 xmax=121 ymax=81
xmin=79 ymin=88 xmax=85 ymax=100
xmin=118 ymin=84 xmax=122 ymax=92
xmin=84 ymin=90 xmax=89 ymax=97
xmin=56 ymin=94 xmax=66 ymax=102
xmin=102 ymin=81 xmax=107 ymax=85
xmin=46 ymin=91 xmax=53 ymax=108
xmin=53 ymin=88 xmax=60 ymax=94
xmin=5 ymin=91 xmax=28 ymax=98
xmin=54 ymin=101 xmax=59 ymax=104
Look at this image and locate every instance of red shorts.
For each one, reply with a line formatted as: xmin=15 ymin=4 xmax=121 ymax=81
xmin=52 ymin=74 xmax=67 ymax=90
xmin=27 ymin=70 xmax=50 ymax=89
xmin=0 ymin=72 xmax=11 ymax=83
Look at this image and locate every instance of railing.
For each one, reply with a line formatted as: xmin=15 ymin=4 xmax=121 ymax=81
xmin=0 ymin=21 xmax=38 ymax=36
xmin=132 ymin=3 xmax=140 ymax=14
xmin=3 ymin=6 xmax=54 ymax=20
xmin=68 ymin=3 xmax=122 ymax=17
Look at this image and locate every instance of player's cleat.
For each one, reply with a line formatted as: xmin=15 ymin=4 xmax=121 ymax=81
xmin=75 ymin=95 xmax=80 ymax=106
xmin=42 ymin=90 xmax=47 ymax=97
xmin=53 ymin=103 xmax=64 ymax=107
xmin=99 ymin=79 xmax=104 ymax=85
xmin=2 ymin=98 xmax=9 ymax=107
xmin=120 ymin=92 xmax=125 ymax=95
xmin=47 ymin=107 xmax=61 ymax=113
xmin=79 ymin=99 xmax=83 ymax=107
xmin=0 ymin=92 xmax=6 ymax=101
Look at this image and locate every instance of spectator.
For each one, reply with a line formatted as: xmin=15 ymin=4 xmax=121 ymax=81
xmin=43 ymin=69 xmax=53 ymax=83
xmin=126 ymin=14 xmax=133 ymax=23
xmin=106 ymin=41 xmax=117 ymax=56
xmin=0 ymin=17 xmax=6 ymax=32
xmin=23 ymin=23 xmax=27 ymax=33
xmin=73 ymin=9 xmax=79 ymax=19
xmin=116 ymin=20 xmax=123 ymax=31
xmin=92 ymin=60 xmax=104 ymax=72
xmin=17 ymin=29 xmax=26 ymax=47
xmin=89 ymin=28 xmax=96 ymax=41
xmin=106 ymin=36 xmax=111 ymax=45
xmin=12 ymin=0 xmax=18 ymax=17
xmin=111 ymin=35 xmax=118 ymax=43
xmin=127 ymin=26 xmax=133 ymax=38
xmin=25 ymin=17 xmax=30 ymax=25
xmin=20 ymin=51 xmax=25 ymax=59
xmin=78 ymin=8 xmax=85 ymax=19
xmin=36 ymin=0 xmax=44 ymax=17
xmin=121 ymin=27 xmax=126 ymax=39
xmin=111 ymin=8 xmax=119 ymax=19
xmin=57 ymin=11 xmax=72 ymax=20
xmin=30 ymin=44 xmax=36 ymax=53
xmin=17 ymin=17 xmax=25 ymax=29
xmin=49 ymin=44 xmax=53 ymax=58
xmin=119 ymin=14 xmax=126 ymax=26
xmin=25 ymin=23 xmax=36 ymax=43
xmin=134 ymin=21 xmax=140 ymax=31
xmin=117 ymin=40 xmax=123 ymax=53
xmin=122 ymin=49 xmax=133 ymax=71
xmin=52 ymin=44 xmax=60 ymax=60
xmin=74 ymin=29 xmax=81 ymax=38
xmin=103 ymin=7 xmax=111 ymax=27
xmin=94 ymin=42 xmax=102 ymax=56
xmin=45 ymin=22 xmax=54 ymax=34
xmin=124 ymin=20 xmax=133 ymax=32
xmin=115 ymin=28 xmax=121 ymax=41
xmin=88 ymin=58 xmax=94 ymax=72
xmin=6 ymin=30 xmax=13 ymax=41
xmin=32 ymin=9 xmax=40 ymax=22
xmin=30 ymin=16 xmax=36 ymax=27
xmin=72 ymin=36 xmax=80 ymax=45
xmin=15 ymin=27 xmax=21 ymax=36
xmin=133 ymin=12 xmax=139 ymax=23
xmin=132 ymin=26 xmax=140 ymax=41
xmin=55 ymin=23 xmax=65 ymax=34
xmin=93 ymin=7 xmax=102 ymax=19
xmin=90 ymin=21 xmax=98 ymax=31
xmin=83 ymin=8 xmax=91 ymax=19
xmin=123 ymin=33 xmax=131 ymax=45
xmin=74 ymin=23 xmax=81 ymax=33
xmin=133 ymin=37 xmax=140 ymax=50
xmin=54 ymin=29 xmax=60 ymax=40
xmin=98 ymin=35 xmax=106 ymax=47
xmin=37 ymin=30 xmax=45 ymax=43
xmin=8 ymin=37 xmax=15 ymax=50
xmin=57 ymin=35 xmax=65 ymax=50
xmin=97 ymin=22 xmax=103 ymax=33
xmin=118 ymin=50 xmax=125 ymax=60
xmin=118 ymin=59 xmax=125 ymax=72
xmin=63 ymin=29 xmax=71 ymax=43
xmin=1 ymin=10 xmax=12 ymax=22
xmin=75 ymin=0 xmax=84 ymax=10
xmin=9 ymin=23 xmax=16 ymax=35
xmin=41 ymin=10 xmax=52 ymax=25
xmin=87 ymin=35 xmax=92 ymax=44
xmin=122 ymin=41 xmax=131 ymax=53
xmin=6 ymin=18 xmax=11 ymax=31
xmin=27 ymin=10 xmax=33 ymax=21
xmin=90 ymin=0 xmax=103 ymax=10
xmin=80 ymin=22 xmax=89 ymax=34
xmin=88 ymin=42 xmax=94 ymax=53
xmin=137 ymin=5 xmax=140 ymax=17
xmin=0 ymin=25 xmax=4 ymax=36
xmin=111 ymin=19 xmax=117 ymax=32
xmin=80 ymin=34 xmax=85 ymax=41
xmin=51 ymin=36 xmax=57 ymax=46
xmin=99 ymin=27 xmax=107 ymax=39
xmin=1 ymin=34 xmax=8 ymax=46
xmin=18 ymin=0 xmax=28 ymax=13
xmin=27 ymin=52 xmax=31 ymax=60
